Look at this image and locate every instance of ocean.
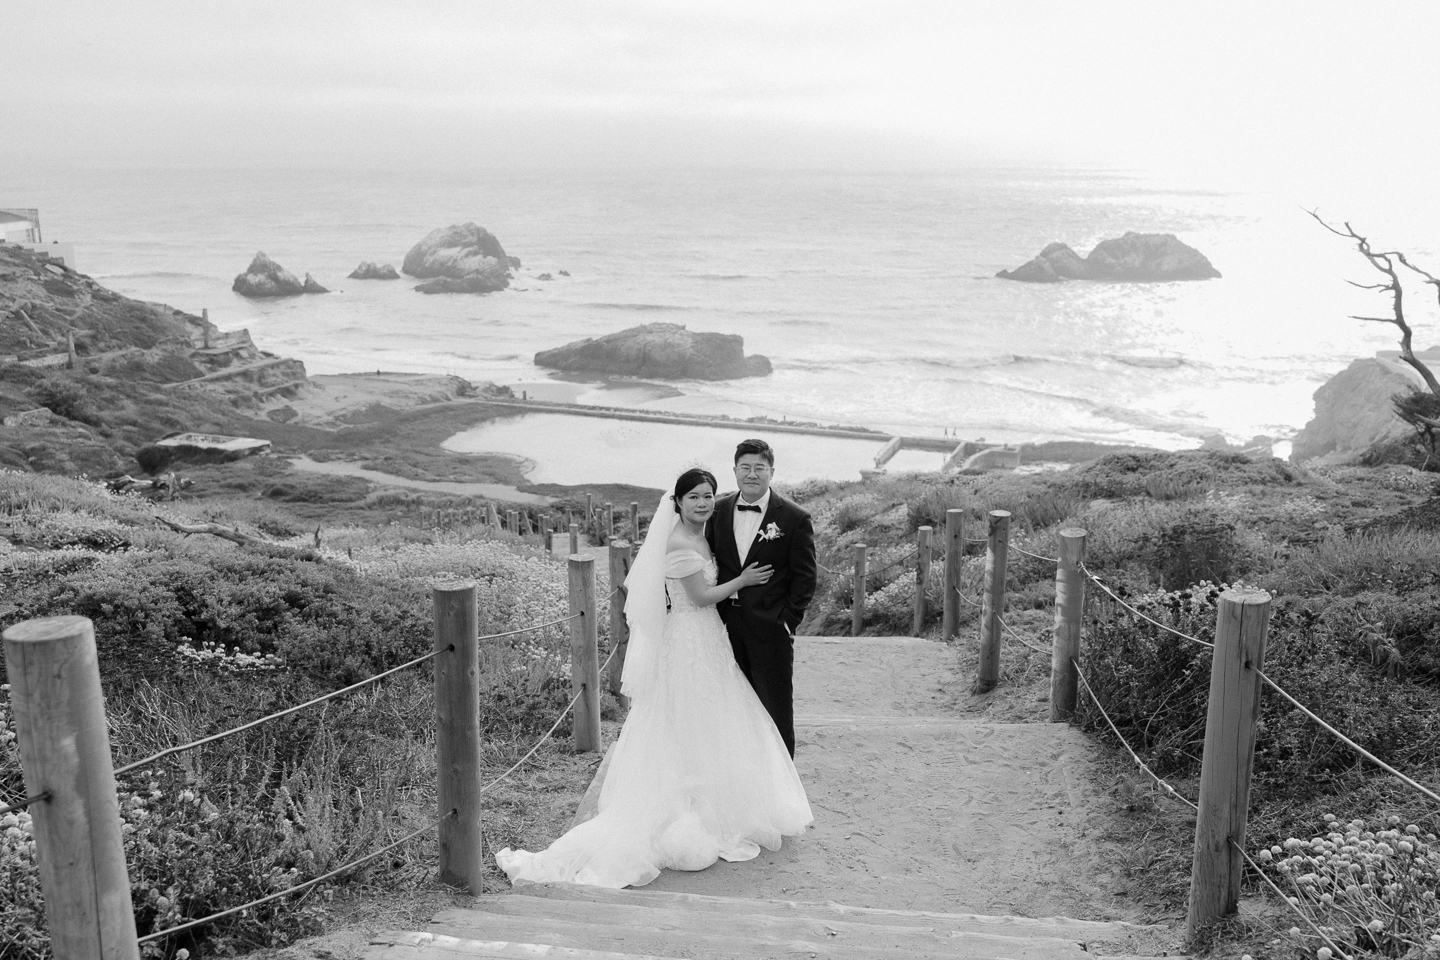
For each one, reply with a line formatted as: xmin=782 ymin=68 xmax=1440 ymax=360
xmin=5 ymin=162 xmax=1431 ymax=456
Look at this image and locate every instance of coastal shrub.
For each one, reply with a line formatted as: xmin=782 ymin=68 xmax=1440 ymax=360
xmin=1069 ymin=450 xmax=1296 ymax=500
xmin=27 ymin=375 xmax=100 ymax=426
xmin=1277 ymin=527 xmax=1440 ymax=596
xmin=262 ymin=474 xmax=371 ymax=504
xmin=1079 ymin=585 xmax=1440 ymax=810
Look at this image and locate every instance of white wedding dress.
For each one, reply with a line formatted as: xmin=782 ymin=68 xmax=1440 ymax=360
xmin=495 ymin=547 xmax=812 ymax=888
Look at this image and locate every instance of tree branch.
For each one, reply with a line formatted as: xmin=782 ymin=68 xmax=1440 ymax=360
xmin=1312 ymin=209 xmax=1440 ymax=397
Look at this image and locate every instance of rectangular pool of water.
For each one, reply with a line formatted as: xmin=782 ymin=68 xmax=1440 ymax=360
xmin=443 ymin=413 xmax=892 ymax=488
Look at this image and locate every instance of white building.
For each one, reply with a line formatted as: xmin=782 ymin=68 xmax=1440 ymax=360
xmin=0 ymin=208 xmax=77 ymax=270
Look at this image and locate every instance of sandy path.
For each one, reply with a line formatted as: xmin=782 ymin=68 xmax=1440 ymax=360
xmin=641 ymin=637 xmax=1146 ymax=924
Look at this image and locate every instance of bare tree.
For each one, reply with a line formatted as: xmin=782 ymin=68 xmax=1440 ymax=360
xmin=1309 ymin=210 xmax=1440 ymax=396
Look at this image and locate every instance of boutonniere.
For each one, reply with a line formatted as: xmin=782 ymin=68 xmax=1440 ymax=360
xmin=757 ymin=522 xmax=784 ymax=542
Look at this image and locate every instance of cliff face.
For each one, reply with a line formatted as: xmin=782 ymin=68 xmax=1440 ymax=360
xmin=0 ymin=243 xmax=308 ymax=474
xmin=534 ymin=322 xmax=772 ymax=380
xmin=1290 ymin=358 xmax=1416 ymax=463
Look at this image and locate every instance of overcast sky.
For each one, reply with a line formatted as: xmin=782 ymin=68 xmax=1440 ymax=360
xmin=7 ymin=0 xmax=1438 ymax=197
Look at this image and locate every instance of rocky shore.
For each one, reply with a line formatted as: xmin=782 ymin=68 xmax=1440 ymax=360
xmin=535 ymin=322 xmax=772 ymax=380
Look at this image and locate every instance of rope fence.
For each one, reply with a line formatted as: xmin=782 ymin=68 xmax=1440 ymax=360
xmin=1 ymin=549 xmax=631 ymax=953
xmin=845 ymin=505 xmax=1436 ymax=947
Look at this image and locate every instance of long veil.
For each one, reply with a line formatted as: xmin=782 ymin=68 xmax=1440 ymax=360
xmin=620 ymin=493 xmax=676 ymax=701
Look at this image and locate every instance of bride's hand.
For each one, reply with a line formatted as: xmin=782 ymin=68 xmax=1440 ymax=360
xmin=737 ymin=563 xmax=773 ymax=587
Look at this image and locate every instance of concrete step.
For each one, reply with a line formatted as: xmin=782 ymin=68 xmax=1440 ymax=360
xmin=368 ymin=930 xmax=680 ymax=959
xmin=424 ymin=906 xmax=1091 ymax=960
xmin=506 ymin=883 xmax=1144 ymax=943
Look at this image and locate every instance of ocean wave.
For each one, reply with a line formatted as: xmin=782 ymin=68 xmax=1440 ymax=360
xmin=581 ymin=302 xmax=690 ymax=311
xmin=690 ymin=273 xmax=749 ymax=281
xmin=95 ymin=270 xmax=213 ymax=281
xmin=1110 ymin=354 xmax=1185 ymax=369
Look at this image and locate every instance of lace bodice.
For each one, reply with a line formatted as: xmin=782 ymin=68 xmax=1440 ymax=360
xmin=664 ymin=548 xmax=717 ymax=614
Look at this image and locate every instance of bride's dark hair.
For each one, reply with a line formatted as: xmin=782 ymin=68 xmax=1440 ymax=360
xmin=672 ymin=467 xmax=718 ymax=512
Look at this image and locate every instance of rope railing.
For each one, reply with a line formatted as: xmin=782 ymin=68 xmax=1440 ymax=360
xmin=954 ymin=584 xmax=982 ymax=608
xmin=866 ymin=544 xmax=918 ymax=576
xmin=1259 ymin=669 xmax=1440 ymax=805
xmin=113 ymin=645 xmax=452 ymax=777
xmin=482 ymin=643 xmax=621 ymax=795
xmin=1232 ymin=838 xmax=1351 ymax=960
xmin=0 ymin=790 xmax=50 ymax=817
xmin=1009 ymin=542 xmax=1059 ymax=564
xmin=139 ymin=808 xmax=459 ymax=945
xmin=3 ymin=552 xmax=626 ymax=949
xmin=1080 ymin=561 xmax=1215 ymax=650
xmin=1074 ymin=658 xmax=1198 ymax=810
xmin=997 ymin=615 xmax=1049 ymax=656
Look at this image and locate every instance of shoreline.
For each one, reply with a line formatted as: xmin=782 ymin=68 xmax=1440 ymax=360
xmin=236 ymin=372 xmax=1158 ymax=504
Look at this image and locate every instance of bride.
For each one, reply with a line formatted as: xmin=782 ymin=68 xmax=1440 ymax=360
xmin=495 ymin=467 xmax=813 ymax=888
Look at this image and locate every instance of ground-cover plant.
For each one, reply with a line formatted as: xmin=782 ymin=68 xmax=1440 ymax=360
xmin=0 ymin=474 xmax=598 ymax=958
xmin=1261 ymin=814 xmax=1440 ymax=959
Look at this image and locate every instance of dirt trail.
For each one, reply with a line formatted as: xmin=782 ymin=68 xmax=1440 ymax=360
xmin=642 ymin=637 xmax=1156 ymax=927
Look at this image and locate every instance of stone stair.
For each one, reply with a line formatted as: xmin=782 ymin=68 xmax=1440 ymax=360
xmin=364 ymin=638 xmax=1181 ymax=960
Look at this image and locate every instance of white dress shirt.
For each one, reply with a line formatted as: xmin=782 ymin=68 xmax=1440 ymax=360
xmin=733 ymin=488 xmax=771 ymax=566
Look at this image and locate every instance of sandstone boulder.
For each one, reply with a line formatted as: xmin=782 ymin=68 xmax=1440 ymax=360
xmin=402 ymin=223 xmax=512 ymax=293
xmin=348 ymin=261 xmax=400 ymax=280
xmin=998 ymin=233 xmax=1220 ymax=282
xmin=1290 ymin=358 xmax=1417 ymax=463
xmin=534 ymin=322 xmax=772 ymax=380
xmin=232 ymin=252 xmax=306 ymax=297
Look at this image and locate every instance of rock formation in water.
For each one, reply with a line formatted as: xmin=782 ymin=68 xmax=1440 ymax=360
xmin=1290 ymin=358 xmax=1416 ymax=463
xmin=348 ymin=261 xmax=400 ymax=280
xmin=534 ymin=322 xmax=772 ymax=380
xmin=302 ymin=273 xmax=329 ymax=294
xmin=232 ymin=252 xmax=308 ymax=297
xmin=402 ymin=223 xmax=512 ymax=293
xmin=998 ymin=233 xmax=1221 ymax=282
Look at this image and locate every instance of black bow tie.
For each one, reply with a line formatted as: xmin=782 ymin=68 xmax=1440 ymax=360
xmin=736 ymin=504 xmax=762 ymax=513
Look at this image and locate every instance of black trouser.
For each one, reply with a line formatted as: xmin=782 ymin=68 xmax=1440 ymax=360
xmin=720 ymin=603 xmax=795 ymax=757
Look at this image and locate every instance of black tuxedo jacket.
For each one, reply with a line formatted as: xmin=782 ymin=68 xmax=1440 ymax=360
xmin=707 ymin=490 xmax=817 ymax=634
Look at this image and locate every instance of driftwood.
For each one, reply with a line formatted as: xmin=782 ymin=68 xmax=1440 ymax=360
xmin=155 ymin=516 xmax=319 ymax=558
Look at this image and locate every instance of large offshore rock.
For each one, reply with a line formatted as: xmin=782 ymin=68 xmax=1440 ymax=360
xmin=301 ymin=273 xmax=329 ymax=294
xmin=534 ymin=322 xmax=772 ymax=380
xmin=232 ymin=252 xmax=306 ymax=297
xmin=348 ymin=261 xmax=401 ymax=280
xmin=402 ymin=223 xmax=512 ymax=293
xmin=998 ymin=233 xmax=1220 ymax=282
xmin=996 ymin=242 xmax=1087 ymax=282
xmin=1290 ymin=358 xmax=1417 ymax=463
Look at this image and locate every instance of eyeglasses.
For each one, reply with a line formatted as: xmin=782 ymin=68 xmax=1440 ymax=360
xmin=736 ymin=465 xmax=771 ymax=476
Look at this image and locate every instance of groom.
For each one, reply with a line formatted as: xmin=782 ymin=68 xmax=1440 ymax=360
xmin=708 ymin=439 xmax=817 ymax=756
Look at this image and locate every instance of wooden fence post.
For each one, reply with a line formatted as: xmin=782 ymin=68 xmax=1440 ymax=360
xmin=1049 ymin=528 xmax=1087 ymax=721
xmin=1187 ymin=586 xmax=1272 ymax=943
xmin=913 ymin=526 xmax=932 ymax=636
xmin=942 ymin=509 xmax=964 ymax=641
xmin=851 ymin=543 xmax=867 ymax=637
xmin=569 ymin=522 xmax=580 ymax=557
xmin=432 ymin=582 xmax=483 ymax=891
xmin=603 ymin=502 xmax=614 ymax=541
xmin=506 ymin=510 xmax=518 ymax=535
xmin=608 ymin=540 xmax=633 ymax=710
xmin=973 ymin=509 xmax=1011 ymax=694
xmin=568 ymin=555 xmax=602 ymax=751
xmin=585 ymin=494 xmax=594 ymax=529
xmin=2 ymin=616 xmax=140 ymax=959
xmin=630 ymin=501 xmax=639 ymax=541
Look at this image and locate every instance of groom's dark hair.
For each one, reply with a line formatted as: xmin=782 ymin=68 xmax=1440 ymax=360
xmin=672 ymin=467 xmax=718 ymax=512
xmin=734 ymin=438 xmax=774 ymax=466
